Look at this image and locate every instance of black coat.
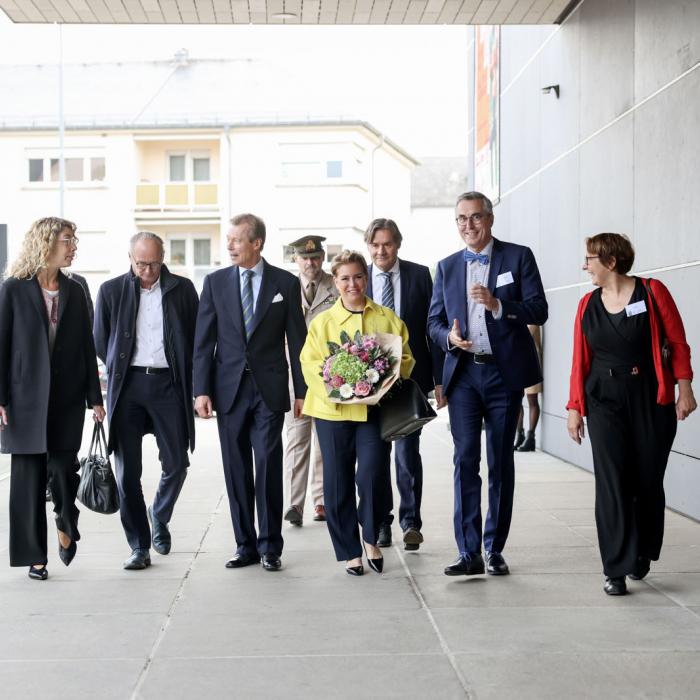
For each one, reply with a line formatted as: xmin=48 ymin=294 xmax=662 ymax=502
xmin=368 ymin=259 xmax=445 ymax=395
xmin=94 ymin=265 xmax=199 ymax=453
xmin=193 ymin=259 xmax=307 ymax=413
xmin=0 ymin=273 xmax=102 ymax=454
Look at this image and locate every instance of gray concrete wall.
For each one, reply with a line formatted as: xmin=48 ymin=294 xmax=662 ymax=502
xmin=489 ymin=0 xmax=700 ymax=519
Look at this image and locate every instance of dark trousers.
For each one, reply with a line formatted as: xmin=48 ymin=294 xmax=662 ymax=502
xmin=315 ymin=411 xmax=392 ymax=561
xmin=383 ymin=429 xmax=424 ymax=531
xmin=216 ymin=371 xmax=285 ymax=557
xmin=9 ymin=451 xmax=79 ymax=567
xmin=586 ymin=368 xmax=677 ymax=577
xmin=111 ymin=371 xmax=189 ymax=551
xmin=447 ymin=357 xmax=522 ymax=556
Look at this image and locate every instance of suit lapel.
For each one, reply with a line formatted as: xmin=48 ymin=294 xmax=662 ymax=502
xmin=227 ymin=266 xmax=245 ymax=339
xmin=487 ymin=238 xmax=504 ymax=292
xmin=28 ymin=278 xmax=49 ymax=337
xmin=399 ymin=259 xmax=410 ymax=320
xmin=454 ymin=253 xmax=468 ymax=330
xmin=249 ymin=260 xmax=275 ymax=340
xmin=56 ymin=271 xmax=70 ymax=331
xmin=366 ymin=264 xmax=374 ymax=299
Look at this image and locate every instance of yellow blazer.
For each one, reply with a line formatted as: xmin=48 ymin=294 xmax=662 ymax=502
xmin=301 ymin=296 xmax=415 ymax=422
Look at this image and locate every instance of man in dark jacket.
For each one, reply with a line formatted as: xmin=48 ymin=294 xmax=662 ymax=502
xmin=94 ymin=232 xmax=199 ymax=570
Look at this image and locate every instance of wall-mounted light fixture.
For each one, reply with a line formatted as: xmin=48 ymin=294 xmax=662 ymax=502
xmin=541 ymin=84 xmax=560 ymax=98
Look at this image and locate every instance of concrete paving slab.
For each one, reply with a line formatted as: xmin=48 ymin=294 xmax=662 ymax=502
xmin=432 ymin=606 xmax=700 ymax=654
xmin=454 ymin=651 xmax=700 ymax=700
xmin=414 ymin=572 xmax=676 ymax=609
xmin=0 ymin=660 xmax=145 ymax=700
xmin=141 ymin=655 xmax=466 ymax=700
xmin=156 ymin=609 xmax=443 ymax=658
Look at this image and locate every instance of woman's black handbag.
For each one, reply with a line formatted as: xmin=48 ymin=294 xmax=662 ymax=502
xmin=78 ymin=422 xmax=120 ymax=515
xmin=378 ymin=378 xmax=437 ymax=442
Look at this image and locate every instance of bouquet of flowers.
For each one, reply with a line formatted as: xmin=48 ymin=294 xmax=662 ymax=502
xmin=321 ymin=330 xmax=401 ymax=405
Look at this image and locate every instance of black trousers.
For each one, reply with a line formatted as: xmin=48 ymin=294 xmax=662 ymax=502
xmin=586 ymin=368 xmax=677 ymax=577
xmin=9 ymin=451 xmax=79 ymax=567
xmin=315 ymin=411 xmax=392 ymax=561
xmin=111 ymin=371 xmax=189 ymax=551
xmin=382 ymin=428 xmax=424 ymax=532
xmin=216 ymin=371 xmax=285 ymax=557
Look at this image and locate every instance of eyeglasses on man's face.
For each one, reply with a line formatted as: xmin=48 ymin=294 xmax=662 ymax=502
xmin=584 ymin=255 xmax=600 ymax=265
xmin=455 ymin=213 xmax=487 ymax=226
xmin=133 ymin=261 xmax=163 ymax=271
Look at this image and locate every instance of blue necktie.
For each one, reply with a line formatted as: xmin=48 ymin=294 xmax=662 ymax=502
xmin=380 ymin=271 xmax=395 ymax=311
xmin=463 ymin=250 xmax=489 ymax=265
xmin=241 ymin=269 xmax=255 ymax=340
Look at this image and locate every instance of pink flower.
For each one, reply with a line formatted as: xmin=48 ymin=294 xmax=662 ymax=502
xmin=362 ymin=338 xmax=378 ymax=350
xmin=349 ymin=345 xmax=360 ymax=355
xmin=358 ymin=351 xmax=370 ymax=363
xmin=373 ymin=359 xmax=387 ymax=372
xmin=354 ymin=380 xmax=371 ymax=397
xmin=330 ymin=375 xmax=344 ymax=388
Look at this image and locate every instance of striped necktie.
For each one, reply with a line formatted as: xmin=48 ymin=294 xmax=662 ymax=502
xmin=380 ymin=271 xmax=394 ymax=311
xmin=241 ymin=269 xmax=255 ymax=340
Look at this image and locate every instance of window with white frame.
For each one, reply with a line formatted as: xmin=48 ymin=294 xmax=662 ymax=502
xmin=167 ymin=152 xmax=211 ymax=182
xmin=27 ymin=154 xmax=106 ymax=184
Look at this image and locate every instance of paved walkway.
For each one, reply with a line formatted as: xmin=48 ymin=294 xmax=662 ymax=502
xmin=1 ymin=413 xmax=700 ymax=699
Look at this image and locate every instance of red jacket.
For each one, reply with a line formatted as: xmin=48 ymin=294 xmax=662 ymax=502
xmin=567 ymin=278 xmax=693 ymax=416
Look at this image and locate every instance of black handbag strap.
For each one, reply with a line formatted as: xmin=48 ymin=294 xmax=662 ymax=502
xmin=89 ymin=421 xmax=108 ymax=459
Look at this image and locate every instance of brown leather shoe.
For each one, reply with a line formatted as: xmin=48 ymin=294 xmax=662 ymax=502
xmin=313 ymin=505 xmax=326 ymax=521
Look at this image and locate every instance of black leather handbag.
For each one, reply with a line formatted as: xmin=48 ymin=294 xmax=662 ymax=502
xmin=378 ymin=378 xmax=437 ymax=442
xmin=78 ymin=422 xmax=120 ymax=515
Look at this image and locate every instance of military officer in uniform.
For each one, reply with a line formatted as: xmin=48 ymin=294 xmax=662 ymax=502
xmin=283 ymin=236 xmax=338 ymax=526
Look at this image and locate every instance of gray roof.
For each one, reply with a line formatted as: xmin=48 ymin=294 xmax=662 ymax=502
xmin=0 ymin=58 xmax=416 ymax=164
xmin=411 ymin=157 xmax=469 ymax=208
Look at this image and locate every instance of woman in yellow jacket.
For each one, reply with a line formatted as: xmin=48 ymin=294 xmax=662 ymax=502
xmin=301 ymin=250 xmax=414 ymax=576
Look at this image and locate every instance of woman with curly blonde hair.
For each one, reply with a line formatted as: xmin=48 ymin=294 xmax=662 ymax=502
xmin=0 ymin=217 xmax=105 ymax=580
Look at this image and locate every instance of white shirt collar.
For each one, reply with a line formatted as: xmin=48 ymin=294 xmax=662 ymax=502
xmin=466 ymin=240 xmax=494 ymax=257
xmin=372 ymin=259 xmax=400 ymax=278
xmin=140 ymin=278 xmax=161 ymax=293
xmin=239 ymin=258 xmax=264 ymax=279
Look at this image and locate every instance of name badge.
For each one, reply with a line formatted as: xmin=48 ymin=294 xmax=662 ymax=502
xmin=496 ymin=271 xmax=514 ymax=287
xmin=625 ymin=300 xmax=647 ymax=317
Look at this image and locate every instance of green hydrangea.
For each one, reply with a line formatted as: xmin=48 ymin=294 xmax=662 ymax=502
xmin=330 ymin=353 xmax=367 ymax=384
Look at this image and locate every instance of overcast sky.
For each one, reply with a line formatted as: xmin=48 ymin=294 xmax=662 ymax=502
xmin=0 ymin=13 xmax=472 ymax=157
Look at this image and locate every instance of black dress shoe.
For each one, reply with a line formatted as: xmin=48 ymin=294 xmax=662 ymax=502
xmin=123 ymin=549 xmax=151 ymax=570
xmin=284 ymin=506 xmax=303 ymax=526
xmin=444 ymin=554 xmax=485 ymax=576
xmin=403 ymin=527 xmax=424 ymax=551
xmin=517 ymin=431 xmax=536 ymax=452
xmin=225 ymin=552 xmax=259 ymax=568
xmin=628 ymin=557 xmax=651 ymax=581
xmin=148 ymin=505 xmax=172 ymax=555
xmin=261 ymin=553 xmax=282 ymax=571
xmin=486 ymin=551 xmax=510 ymax=576
xmin=513 ymin=429 xmax=525 ymax=450
xmin=28 ymin=565 xmax=48 ymax=580
xmin=346 ymin=564 xmax=364 ymax=576
xmin=377 ymin=523 xmax=392 ymax=547
xmin=604 ymin=576 xmax=627 ymax=596
xmin=58 ymin=538 xmax=77 ymax=567
xmin=363 ymin=542 xmax=384 ymax=574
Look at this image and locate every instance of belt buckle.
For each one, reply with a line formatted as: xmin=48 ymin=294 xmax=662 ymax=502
xmin=631 ymin=366 xmax=639 ymax=375
xmin=145 ymin=367 xmax=153 ymax=375
xmin=474 ymin=353 xmax=486 ymax=365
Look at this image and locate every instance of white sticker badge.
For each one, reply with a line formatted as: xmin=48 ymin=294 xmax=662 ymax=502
xmin=625 ymin=300 xmax=647 ymax=317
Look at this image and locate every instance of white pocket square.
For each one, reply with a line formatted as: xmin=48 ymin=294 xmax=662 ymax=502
xmin=272 ymin=293 xmax=284 ymax=303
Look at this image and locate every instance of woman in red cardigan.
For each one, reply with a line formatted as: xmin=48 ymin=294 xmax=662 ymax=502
xmin=567 ymin=233 xmax=695 ymax=596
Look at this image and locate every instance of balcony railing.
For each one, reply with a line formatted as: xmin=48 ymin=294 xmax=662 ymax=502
xmin=135 ymin=182 xmax=219 ymax=211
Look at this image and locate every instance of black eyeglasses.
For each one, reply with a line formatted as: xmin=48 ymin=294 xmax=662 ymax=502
xmin=584 ymin=255 xmax=599 ymax=265
xmin=455 ymin=213 xmax=486 ymax=226
xmin=134 ymin=261 xmax=163 ymax=271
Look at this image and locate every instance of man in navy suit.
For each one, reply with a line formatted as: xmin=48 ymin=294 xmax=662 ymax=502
xmin=193 ymin=214 xmax=307 ymax=572
xmin=428 ymin=192 xmax=547 ymax=577
xmin=365 ymin=218 xmax=446 ymax=551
